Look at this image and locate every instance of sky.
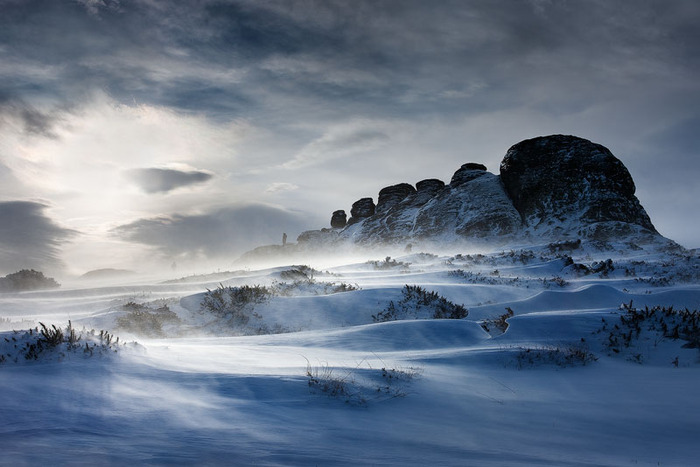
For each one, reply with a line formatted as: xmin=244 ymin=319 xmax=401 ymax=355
xmin=1 ymin=0 xmax=699 ymax=276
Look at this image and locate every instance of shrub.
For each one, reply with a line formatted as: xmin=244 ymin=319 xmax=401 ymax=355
xmin=514 ymin=345 xmax=597 ymax=368
xmin=305 ymin=358 xmax=421 ymax=406
xmin=3 ymin=322 xmax=127 ymax=364
xmin=115 ymin=302 xmax=181 ymax=338
xmin=200 ymin=284 xmax=272 ymax=325
xmin=596 ymin=302 xmax=700 ymax=362
xmin=0 ymin=269 xmax=60 ymax=292
xmin=481 ymin=307 xmax=514 ymax=335
xmin=279 ymin=265 xmax=318 ymax=282
xmin=367 ymin=256 xmax=410 ymax=271
xmin=373 ymin=285 xmax=468 ymax=322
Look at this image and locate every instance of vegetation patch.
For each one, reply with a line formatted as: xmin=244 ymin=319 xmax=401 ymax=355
xmin=200 ymin=284 xmax=272 ymax=327
xmin=481 ymin=307 xmax=514 ymax=336
xmin=115 ymin=301 xmax=181 ymax=338
xmin=595 ymin=302 xmax=700 ymax=365
xmin=373 ymin=285 xmax=468 ymax=322
xmin=367 ymin=256 xmax=410 ymax=271
xmin=0 ymin=269 xmax=60 ymax=293
xmin=514 ymin=345 xmax=597 ymax=369
xmin=1 ymin=321 xmax=130 ymax=365
xmin=305 ymin=358 xmax=421 ymax=406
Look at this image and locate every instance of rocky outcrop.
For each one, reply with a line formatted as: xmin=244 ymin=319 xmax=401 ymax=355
xmin=450 ymin=163 xmax=488 ymax=187
xmin=413 ymin=179 xmax=446 ymax=206
xmin=500 ymin=135 xmax=656 ymax=239
xmin=413 ymin=173 xmax=521 ymax=241
xmin=284 ymin=135 xmax=666 ymax=254
xmin=297 ymin=228 xmax=340 ymax=245
xmin=348 ymin=198 xmax=376 ymax=225
xmin=416 ymin=179 xmax=445 ymax=194
xmin=376 ymin=183 xmax=416 ymax=214
xmin=340 ymin=172 xmax=520 ymax=245
xmin=330 ymin=210 xmax=347 ymax=229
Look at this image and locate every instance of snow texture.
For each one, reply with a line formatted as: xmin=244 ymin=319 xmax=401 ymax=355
xmin=1 ymin=239 xmax=700 ymax=466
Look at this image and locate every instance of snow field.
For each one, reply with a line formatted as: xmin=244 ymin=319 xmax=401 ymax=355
xmin=1 ymin=243 xmax=700 ymax=465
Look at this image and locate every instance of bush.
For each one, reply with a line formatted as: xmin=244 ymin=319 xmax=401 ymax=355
xmin=481 ymin=307 xmax=514 ymax=335
xmin=200 ymin=284 xmax=272 ymax=325
xmin=0 ymin=269 xmax=60 ymax=292
xmin=373 ymin=285 xmax=468 ymax=322
xmin=367 ymin=256 xmax=410 ymax=271
xmin=596 ymin=302 xmax=700 ymax=363
xmin=514 ymin=345 xmax=597 ymax=368
xmin=305 ymin=358 xmax=421 ymax=406
xmin=115 ymin=302 xmax=181 ymax=338
xmin=2 ymin=322 xmax=127 ymax=364
xmin=279 ymin=265 xmax=318 ymax=282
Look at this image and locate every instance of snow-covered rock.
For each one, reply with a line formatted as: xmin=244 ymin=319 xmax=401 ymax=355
xmin=500 ymin=134 xmax=656 ymax=240
xmin=261 ymin=135 xmax=676 ymax=260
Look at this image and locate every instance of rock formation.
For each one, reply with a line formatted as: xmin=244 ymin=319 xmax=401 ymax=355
xmin=376 ymin=183 xmax=416 ymax=214
xmin=500 ymin=135 xmax=656 ymax=239
xmin=450 ymin=163 xmax=488 ymax=187
xmin=348 ymin=198 xmax=376 ymax=225
xmin=330 ymin=210 xmax=347 ymax=229
xmin=293 ymin=135 xmax=665 ymax=253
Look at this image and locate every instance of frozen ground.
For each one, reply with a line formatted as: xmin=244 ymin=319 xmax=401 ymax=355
xmin=1 ymin=242 xmax=700 ymax=466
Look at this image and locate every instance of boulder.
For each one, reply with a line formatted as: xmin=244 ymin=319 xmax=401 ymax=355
xmin=415 ymin=178 xmax=445 ymax=194
xmin=297 ymin=228 xmax=340 ymax=245
xmin=500 ymin=135 xmax=656 ymax=238
xmin=330 ymin=210 xmax=347 ymax=229
xmin=350 ymin=197 xmax=375 ymax=219
xmin=376 ymin=183 xmax=416 ymax=214
xmin=342 ymin=171 xmax=521 ymax=245
xmin=450 ymin=163 xmax=488 ymax=187
xmin=413 ymin=173 xmax=521 ymax=241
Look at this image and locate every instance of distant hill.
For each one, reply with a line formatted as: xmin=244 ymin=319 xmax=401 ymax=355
xmin=79 ymin=268 xmax=136 ymax=281
xmin=0 ymin=269 xmax=60 ymax=292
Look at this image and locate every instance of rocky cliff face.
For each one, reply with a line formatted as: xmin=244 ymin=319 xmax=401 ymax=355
xmin=500 ymin=135 xmax=656 ymax=240
xmin=299 ymin=135 xmax=662 ymax=249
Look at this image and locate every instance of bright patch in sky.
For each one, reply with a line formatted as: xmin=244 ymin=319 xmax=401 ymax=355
xmin=0 ymin=0 xmax=699 ymax=275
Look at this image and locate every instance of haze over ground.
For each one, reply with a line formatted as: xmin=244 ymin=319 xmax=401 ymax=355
xmin=1 ymin=0 xmax=699 ymax=276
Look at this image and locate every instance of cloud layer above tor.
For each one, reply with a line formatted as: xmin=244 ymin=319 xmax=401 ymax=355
xmin=0 ymin=0 xmax=699 ymax=274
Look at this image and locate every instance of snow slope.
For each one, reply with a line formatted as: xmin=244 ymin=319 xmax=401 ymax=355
xmin=1 ymin=243 xmax=699 ymax=466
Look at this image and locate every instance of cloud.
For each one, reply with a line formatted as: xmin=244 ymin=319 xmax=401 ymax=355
xmin=0 ymin=0 xmax=699 ymax=257
xmin=282 ymin=123 xmax=390 ymax=169
xmin=0 ymin=201 xmax=76 ymax=275
xmin=126 ymin=167 xmax=213 ymax=194
xmin=265 ymin=182 xmax=299 ymax=194
xmin=113 ymin=204 xmax=310 ymax=261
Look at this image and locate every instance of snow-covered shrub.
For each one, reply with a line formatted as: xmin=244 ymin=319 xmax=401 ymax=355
xmin=514 ymin=345 xmax=597 ymax=369
xmin=481 ymin=307 xmax=514 ymax=335
xmin=306 ymin=359 xmax=421 ymax=406
xmin=271 ymin=279 xmax=359 ymax=296
xmin=200 ymin=284 xmax=272 ymax=325
xmin=596 ymin=302 xmax=700 ymax=363
xmin=373 ymin=285 xmax=468 ymax=322
xmin=115 ymin=302 xmax=181 ymax=338
xmin=367 ymin=256 xmax=410 ymax=271
xmin=279 ymin=265 xmax=318 ymax=282
xmin=1 ymin=322 xmax=128 ymax=364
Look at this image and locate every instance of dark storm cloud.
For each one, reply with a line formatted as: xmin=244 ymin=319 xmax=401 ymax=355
xmin=1 ymin=0 xmax=699 ymax=248
xmin=113 ymin=204 xmax=309 ymax=259
xmin=1 ymin=0 xmax=698 ymax=122
xmin=0 ymin=92 xmax=58 ymax=138
xmin=126 ymin=168 xmax=213 ymax=194
xmin=0 ymin=201 xmax=76 ymax=274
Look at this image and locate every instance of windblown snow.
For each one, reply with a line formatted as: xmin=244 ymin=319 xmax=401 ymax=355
xmin=1 ymin=240 xmax=700 ymax=466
